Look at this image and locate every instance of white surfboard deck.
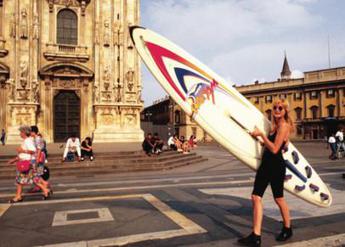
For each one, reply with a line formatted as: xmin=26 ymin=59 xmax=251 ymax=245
xmin=130 ymin=26 xmax=332 ymax=207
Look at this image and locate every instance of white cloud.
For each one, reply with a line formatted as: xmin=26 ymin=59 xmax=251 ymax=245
xmin=141 ymin=0 xmax=345 ymax=105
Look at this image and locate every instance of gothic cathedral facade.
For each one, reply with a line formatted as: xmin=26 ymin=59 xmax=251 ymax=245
xmin=0 ymin=0 xmax=143 ymax=143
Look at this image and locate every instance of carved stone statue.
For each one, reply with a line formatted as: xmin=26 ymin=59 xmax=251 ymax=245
xmin=125 ymin=69 xmax=134 ymax=91
xmin=20 ymin=8 xmax=28 ymax=39
xmin=93 ymin=84 xmax=99 ymax=103
xmin=80 ymin=0 xmax=86 ymax=16
xmin=103 ymin=65 xmax=111 ymax=91
xmin=32 ymin=80 xmax=40 ymax=103
xmin=10 ymin=13 xmax=16 ymax=38
xmin=7 ymin=79 xmax=15 ymax=101
xmin=64 ymin=0 xmax=73 ymax=7
xmin=137 ymin=89 xmax=142 ymax=103
xmin=103 ymin=20 xmax=111 ymax=46
xmin=19 ymin=90 xmax=29 ymax=101
xmin=0 ymin=76 xmax=6 ymax=89
xmin=19 ymin=59 xmax=28 ymax=88
xmin=33 ymin=13 xmax=39 ymax=40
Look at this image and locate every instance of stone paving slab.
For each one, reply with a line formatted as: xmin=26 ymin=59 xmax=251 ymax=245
xmin=199 ymin=185 xmax=345 ymax=220
xmin=0 ymin=194 xmax=206 ymax=247
xmin=275 ymin=233 xmax=345 ymax=247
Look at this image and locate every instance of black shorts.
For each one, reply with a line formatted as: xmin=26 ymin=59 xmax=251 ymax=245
xmin=252 ymin=164 xmax=285 ymax=198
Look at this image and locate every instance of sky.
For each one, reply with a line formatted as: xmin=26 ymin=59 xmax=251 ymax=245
xmin=140 ymin=0 xmax=345 ymax=106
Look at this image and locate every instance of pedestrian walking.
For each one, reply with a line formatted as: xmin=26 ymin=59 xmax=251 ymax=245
xmin=238 ymin=99 xmax=293 ymax=246
xmin=328 ymin=134 xmax=337 ymax=160
xmin=29 ymin=126 xmax=52 ymax=193
xmin=335 ymin=128 xmax=345 ymax=158
xmin=7 ymin=126 xmax=51 ymax=203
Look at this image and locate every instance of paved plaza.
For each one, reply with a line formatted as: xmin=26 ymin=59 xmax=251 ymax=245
xmin=0 ymin=142 xmax=344 ymax=247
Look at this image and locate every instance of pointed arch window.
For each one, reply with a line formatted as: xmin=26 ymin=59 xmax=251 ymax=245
xmin=57 ymin=9 xmax=78 ymax=45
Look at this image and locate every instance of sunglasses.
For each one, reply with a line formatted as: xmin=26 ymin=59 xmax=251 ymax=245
xmin=273 ymin=106 xmax=284 ymax=112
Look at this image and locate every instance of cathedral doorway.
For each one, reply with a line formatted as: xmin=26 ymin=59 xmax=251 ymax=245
xmin=53 ymin=90 xmax=80 ymax=142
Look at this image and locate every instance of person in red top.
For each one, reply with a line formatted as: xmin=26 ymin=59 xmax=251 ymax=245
xmin=188 ymin=135 xmax=197 ymax=149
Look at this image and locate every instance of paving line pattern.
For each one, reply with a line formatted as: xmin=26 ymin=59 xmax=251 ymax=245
xmin=26 ymin=193 xmax=207 ymax=247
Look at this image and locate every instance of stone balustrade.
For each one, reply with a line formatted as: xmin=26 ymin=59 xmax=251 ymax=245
xmin=44 ymin=43 xmax=89 ymax=62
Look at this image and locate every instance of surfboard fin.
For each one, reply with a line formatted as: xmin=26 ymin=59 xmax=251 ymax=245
xmin=291 ymin=151 xmax=299 ymax=164
xmin=294 ymin=185 xmax=306 ymax=192
xmin=305 ymin=166 xmax=312 ymax=178
xmin=320 ymin=193 xmax=329 ymax=201
xmin=284 ymin=174 xmax=292 ymax=181
xmin=309 ymin=183 xmax=319 ymax=192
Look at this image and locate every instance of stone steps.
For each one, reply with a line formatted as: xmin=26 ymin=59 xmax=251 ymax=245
xmin=0 ymin=150 xmax=186 ymax=166
xmin=0 ymin=150 xmax=207 ymax=180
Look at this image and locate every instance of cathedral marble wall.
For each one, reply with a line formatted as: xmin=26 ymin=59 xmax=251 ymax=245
xmin=0 ymin=0 xmax=143 ymax=143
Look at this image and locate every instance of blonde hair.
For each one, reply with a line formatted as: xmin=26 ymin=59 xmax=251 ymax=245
xmin=272 ymin=99 xmax=295 ymax=133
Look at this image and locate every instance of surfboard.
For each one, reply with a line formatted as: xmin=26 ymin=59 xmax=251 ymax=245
xmin=130 ymin=26 xmax=332 ymax=207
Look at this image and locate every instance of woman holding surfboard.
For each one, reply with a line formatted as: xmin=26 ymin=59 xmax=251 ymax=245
xmin=238 ymin=99 xmax=293 ymax=246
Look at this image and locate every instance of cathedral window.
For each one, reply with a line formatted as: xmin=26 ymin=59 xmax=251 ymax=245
xmin=57 ymin=9 xmax=78 ymax=45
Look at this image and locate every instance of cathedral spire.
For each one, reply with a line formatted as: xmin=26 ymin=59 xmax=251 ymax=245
xmin=280 ymin=51 xmax=291 ymax=80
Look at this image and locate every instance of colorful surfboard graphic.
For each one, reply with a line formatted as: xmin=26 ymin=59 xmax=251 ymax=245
xmin=145 ymin=41 xmax=233 ymax=112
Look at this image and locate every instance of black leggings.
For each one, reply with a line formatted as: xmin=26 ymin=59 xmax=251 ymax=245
xmin=252 ymin=164 xmax=285 ymax=198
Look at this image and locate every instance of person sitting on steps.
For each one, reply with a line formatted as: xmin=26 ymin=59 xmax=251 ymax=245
xmin=81 ymin=137 xmax=94 ymax=161
xmin=179 ymin=136 xmax=191 ymax=154
xmin=62 ymin=133 xmax=81 ymax=162
xmin=153 ymin=133 xmax=164 ymax=154
xmin=142 ymin=133 xmax=155 ymax=156
xmin=168 ymin=134 xmax=178 ymax=151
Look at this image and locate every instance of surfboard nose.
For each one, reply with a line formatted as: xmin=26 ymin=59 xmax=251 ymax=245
xmin=129 ymin=25 xmax=145 ymax=45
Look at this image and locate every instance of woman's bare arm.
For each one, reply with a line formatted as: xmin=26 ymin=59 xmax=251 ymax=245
xmin=252 ymin=123 xmax=289 ymax=154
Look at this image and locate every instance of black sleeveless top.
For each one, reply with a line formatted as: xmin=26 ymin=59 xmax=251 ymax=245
xmin=260 ymin=131 xmax=286 ymax=172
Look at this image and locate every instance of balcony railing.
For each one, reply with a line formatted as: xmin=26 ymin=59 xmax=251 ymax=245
xmin=44 ymin=43 xmax=89 ymax=62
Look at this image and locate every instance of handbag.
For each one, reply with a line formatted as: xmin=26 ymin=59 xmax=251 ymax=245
xmin=16 ymin=160 xmax=31 ymax=173
xmin=38 ymin=152 xmax=46 ymax=164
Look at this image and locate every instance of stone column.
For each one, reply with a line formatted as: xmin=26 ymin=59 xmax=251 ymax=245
xmin=93 ymin=0 xmax=143 ymax=142
xmin=0 ymin=0 xmax=3 ymax=36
